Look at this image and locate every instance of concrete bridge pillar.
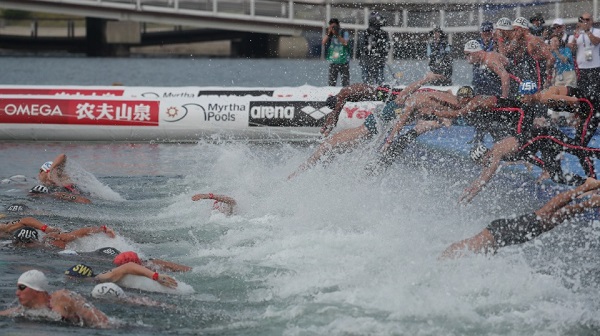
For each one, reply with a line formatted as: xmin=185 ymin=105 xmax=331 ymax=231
xmin=86 ymin=18 xmax=140 ymax=57
xmin=231 ymin=33 xmax=279 ymax=58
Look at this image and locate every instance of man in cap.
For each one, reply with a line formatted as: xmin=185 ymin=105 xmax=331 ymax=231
xmin=1 ymin=216 xmax=60 ymax=239
xmin=494 ymin=17 xmax=518 ymax=58
xmin=28 ymin=184 xmax=91 ymax=204
xmin=550 ymin=18 xmax=569 ymax=44
xmin=11 ymin=223 xmax=116 ymax=250
xmin=64 ymin=262 xmax=178 ymax=290
xmin=463 ymin=39 xmax=511 ymax=98
xmin=113 ymin=251 xmax=192 ymax=272
xmin=511 ymin=17 xmax=555 ymax=90
xmin=472 ymin=21 xmax=501 ymax=96
xmin=0 ymin=269 xmax=111 ymax=328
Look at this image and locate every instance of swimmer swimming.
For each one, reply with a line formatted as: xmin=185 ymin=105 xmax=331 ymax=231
xmin=0 ymin=270 xmax=111 ymax=328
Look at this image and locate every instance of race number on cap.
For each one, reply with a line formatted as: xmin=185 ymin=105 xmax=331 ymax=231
xmin=464 ymin=40 xmax=483 ymax=52
xmin=518 ymin=80 xmax=538 ymax=95
xmin=29 ymin=185 xmax=49 ymax=194
xmin=496 ymin=17 xmax=513 ymax=31
xmin=513 ymin=17 xmax=530 ymax=29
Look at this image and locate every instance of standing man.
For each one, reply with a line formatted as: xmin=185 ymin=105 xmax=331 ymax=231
xmin=568 ymin=12 xmax=600 ymax=98
xmin=322 ymin=18 xmax=350 ymax=87
xmin=426 ymin=27 xmax=453 ymax=86
xmin=357 ymin=11 xmax=390 ymax=85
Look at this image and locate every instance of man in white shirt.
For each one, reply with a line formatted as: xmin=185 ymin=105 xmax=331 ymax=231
xmin=568 ymin=12 xmax=600 ymax=97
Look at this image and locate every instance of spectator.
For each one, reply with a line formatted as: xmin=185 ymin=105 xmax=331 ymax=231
xmin=357 ymin=11 xmax=390 ymax=85
xmin=471 ymin=21 xmax=501 ymax=96
xmin=322 ymin=18 xmax=350 ymax=86
xmin=568 ymin=12 xmax=600 ymax=97
xmin=529 ymin=13 xmax=547 ymax=38
xmin=426 ymin=27 xmax=453 ymax=86
xmin=549 ymin=36 xmax=577 ymax=87
xmin=550 ymin=18 xmax=570 ymax=44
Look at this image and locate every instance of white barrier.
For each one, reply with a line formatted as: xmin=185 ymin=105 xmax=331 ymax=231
xmin=0 ymin=85 xmax=458 ymax=142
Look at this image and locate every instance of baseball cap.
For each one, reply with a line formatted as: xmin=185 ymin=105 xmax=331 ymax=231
xmin=13 ymin=227 xmax=39 ymax=244
xmin=65 ymin=264 xmax=95 ymax=278
xmin=456 ymin=86 xmax=475 ymax=99
xmin=464 ymin=40 xmax=483 ymax=52
xmin=513 ymin=17 xmax=530 ymax=29
xmin=40 ymin=161 xmax=53 ymax=173
xmin=113 ymin=251 xmax=142 ymax=266
xmin=480 ymin=21 xmax=494 ymax=32
xmin=552 ymin=18 xmax=564 ymax=26
xmin=29 ymin=185 xmax=49 ymax=194
xmin=496 ymin=17 xmax=513 ymax=31
xmin=18 ymin=270 xmax=50 ymax=292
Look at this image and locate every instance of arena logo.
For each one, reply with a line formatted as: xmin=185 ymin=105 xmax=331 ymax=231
xmin=2 ymin=104 xmax=63 ymax=116
xmin=248 ymin=102 xmax=331 ymax=127
xmin=163 ymin=103 xmax=241 ymax=122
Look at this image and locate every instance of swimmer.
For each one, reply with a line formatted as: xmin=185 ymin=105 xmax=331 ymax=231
xmin=38 ymin=153 xmax=77 ymax=191
xmin=64 ymin=262 xmax=178 ymax=290
xmin=113 ymin=251 xmax=192 ymax=273
xmin=0 ymin=270 xmax=111 ymax=328
xmin=11 ymin=224 xmax=116 ymax=250
xmin=29 ymin=184 xmax=91 ymax=204
xmin=289 ymin=72 xmax=445 ymax=178
xmin=91 ymin=282 xmax=175 ymax=308
xmin=192 ymin=192 xmax=237 ymax=216
xmin=441 ymin=177 xmax=600 ymax=258
xmin=1 ymin=216 xmax=60 ymax=239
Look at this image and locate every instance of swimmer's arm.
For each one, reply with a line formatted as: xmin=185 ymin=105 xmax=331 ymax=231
xmin=459 ymin=139 xmax=516 ymax=204
xmin=48 ymin=154 xmax=72 ymax=184
xmin=19 ymin=217 xmax=60 ymax=233
xmin=98 ymin=262 xmax=178 ymax=288
xmin=549 ymin=195 xmax=600 ymax=224
xmin=192 ymin=193 xmax=236 ymax=207
xmin=51 ymin=290 xmax=110 ymax=328
xmin=381 ymin=108 xmax=414 ymax=151
xmin=396 ymin=72 xmax=443 ymax=103
xmin=321 ymin=84 xmax=373 ymax=136
xmin=146 ymin=258 xmax=192 ymax=273
xmin=0 ymin=307 xmax=21 ymax=316
xmin=50 ymin=192 xmax=91 ymax=204
xmin=47 ymin=226 xmax=115 ymax=244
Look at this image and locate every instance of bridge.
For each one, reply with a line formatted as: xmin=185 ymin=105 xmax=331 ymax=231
xmin=0 ymin=0 xmax=597 ymax=57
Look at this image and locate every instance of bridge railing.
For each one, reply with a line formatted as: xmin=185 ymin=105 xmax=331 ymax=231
xmin=3 ymin=0 xmax=598 ymax=34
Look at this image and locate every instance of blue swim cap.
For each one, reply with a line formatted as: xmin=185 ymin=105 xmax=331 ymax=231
xmin=518 ymin=80 xmax=538 ymax=95
xmin=65 ymin=264 xmax=95 ymax=278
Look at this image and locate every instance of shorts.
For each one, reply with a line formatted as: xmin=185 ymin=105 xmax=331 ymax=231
xmin=486 ymin=212 xmax=549 ymax=247
xmin=363 ymin=101 xmax=400 ymax=135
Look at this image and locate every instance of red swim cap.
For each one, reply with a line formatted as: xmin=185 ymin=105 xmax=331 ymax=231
xmin=113 ymin=251 xmax=142 ymax=266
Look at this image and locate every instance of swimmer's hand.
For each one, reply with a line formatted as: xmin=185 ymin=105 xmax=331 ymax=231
xmin=103 ymin=226 xmax=116 ymax=239
xmin=458 ymin=187 xmax=477 ymax=204
xmin=191 ymin=194 xmax=209 ymax=201
xmin=423 ymin=71 xmax=445 ymax=83
xmin=157 ymin=274 xmax=178 ymax=289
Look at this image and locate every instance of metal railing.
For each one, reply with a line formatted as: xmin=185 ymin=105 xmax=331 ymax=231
xmin=1 ymin=0 xmax=598 ymax=34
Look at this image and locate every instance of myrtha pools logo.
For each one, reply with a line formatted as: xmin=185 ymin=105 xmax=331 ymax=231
xmin=162 ymin=103 xmax=240 ymax=122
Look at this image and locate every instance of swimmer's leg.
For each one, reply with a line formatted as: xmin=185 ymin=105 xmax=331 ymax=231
xmin=289 ymin=125 xmax=370 ymax=179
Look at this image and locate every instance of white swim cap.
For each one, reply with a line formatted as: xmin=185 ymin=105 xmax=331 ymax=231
xmin=470 ymin=144 xmax=489 ymax=162
xmin=496 ymin=17 xmax=513 ymax=31
xmin=40 ymin=161 xmax=53 ymax=173
xmin=92 ymin=282 xmax=125 ymax=299
xmin=464 ymin=40 xmax=483 ymax=52
xmin=18 ymin=270 xmax=50 ymax=292
xmin=513 ymin=17 xmax=530 ymax=29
